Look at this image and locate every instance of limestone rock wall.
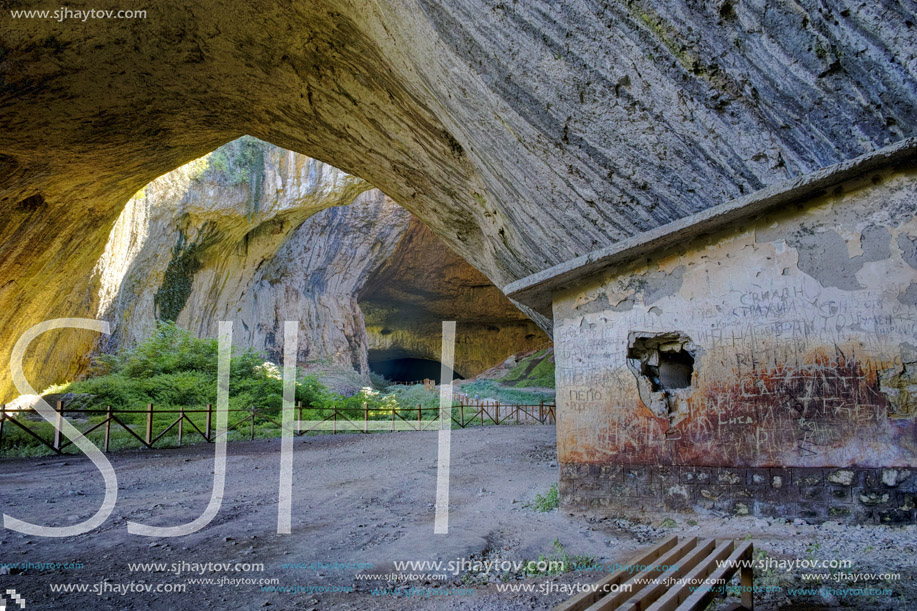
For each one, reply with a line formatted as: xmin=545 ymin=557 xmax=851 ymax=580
xmin=95 ymin=138 xmax=371 ymax=350
xmin=361 ymin=218 xmax=548 ymax=377
xmin=90 ymin=139 xmax=402 ymax=385
xmin=91 ymin=139 xmax=541 ymax=392
xmin=2 ymin=0 xmax=916 ymax=396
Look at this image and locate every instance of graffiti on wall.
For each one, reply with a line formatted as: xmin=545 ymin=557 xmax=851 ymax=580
xmin=554 ymin=175 xmax=917 ymax=469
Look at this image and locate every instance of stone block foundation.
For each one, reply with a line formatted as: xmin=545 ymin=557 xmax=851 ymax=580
xmin=560 ymin=464 xmax=917 ymax=525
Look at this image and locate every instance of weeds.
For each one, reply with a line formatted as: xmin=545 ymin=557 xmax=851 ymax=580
xmin=529 ymin=483 xmax=559 ymax=512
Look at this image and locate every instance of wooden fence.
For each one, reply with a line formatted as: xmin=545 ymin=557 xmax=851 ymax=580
xmin=453 ymin=391 xmax=555 ymax=424
xmin=0 ymin=399 xmax=555 ymax=456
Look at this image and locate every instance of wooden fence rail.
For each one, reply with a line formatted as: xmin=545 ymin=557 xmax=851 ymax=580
xmin=0 ymin=399 xmax=555 ymax=456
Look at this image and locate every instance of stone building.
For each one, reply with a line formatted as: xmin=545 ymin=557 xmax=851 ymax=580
xmin=507 ymin=139 xmax=917 ymax=524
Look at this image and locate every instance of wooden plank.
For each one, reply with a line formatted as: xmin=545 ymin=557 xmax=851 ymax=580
xmin=2 ymin=415 xmax=62 ymax=454
xmin=104 ymin=406 xmax=111 ymax=452
xmin=58 ymin=418 xmax=112 ymax=450
xmin=616 ymin=538 xmax=716 ymax=611
xmin=150 ymin=416 xmax=182 ymax=445
xmin=110 ymin=414 xmax=151 ymax=448
xmin=583 ymin=537 xmax=700 ymax=611
xmin=299 ymin=412 xmax=335 ymax=433
xmin=644 ymin=540 xmax=734 ymax=611
xmin=53 ymin=400 xmax=63 ymax=451
xmin=739 ymin=543 xmax=754 ymax=610
xmin=553 ymin=535 xmax=679 ymax=611
xmin=145 ymin=403 xmax=153 ymax=446
xmin=183 ymin=414 xmax=210 ymax=442
xmin=677 ymin=542 xmax=753 ymax=611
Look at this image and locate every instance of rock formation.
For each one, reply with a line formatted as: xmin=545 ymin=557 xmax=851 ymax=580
xmin=1 ymin=1 xmax=915 ymax=396
xmin=86 ymin=138 xmax=545 ymax=395
xmin=361 ymin=218 xmax=547 ymax=378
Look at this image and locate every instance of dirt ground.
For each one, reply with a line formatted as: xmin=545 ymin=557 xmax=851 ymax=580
xmin=1 ymin=426 xmax=914 ymax=610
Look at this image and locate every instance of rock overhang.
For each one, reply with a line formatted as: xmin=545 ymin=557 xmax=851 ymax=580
xmin=3 ymin=1 xmax=917 ymax=397
xmin=504 ymin=137 xmax=917 ymax=317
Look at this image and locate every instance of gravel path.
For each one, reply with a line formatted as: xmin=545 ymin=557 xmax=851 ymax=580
xmin=1 ymin=426 xmax=913 ymax=610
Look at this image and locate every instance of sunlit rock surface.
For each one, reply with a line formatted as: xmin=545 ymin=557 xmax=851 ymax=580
xmin=1 ymin=1 xmax=915 ymax=396
xmin=88 ymin=139 xmax=543 ymax=394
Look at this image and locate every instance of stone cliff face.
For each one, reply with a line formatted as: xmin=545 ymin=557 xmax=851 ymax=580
xmin=89 ymin=138 xmax=541 ymax=393
xmin=361 ymin=218 xmax=548 ymax=377
xmin=95 ymin=138 xmax=372 ymax=352
xmin=1 ymin=1 xmax=915 ymax=396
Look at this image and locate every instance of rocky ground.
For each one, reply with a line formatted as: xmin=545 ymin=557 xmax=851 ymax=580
xmin=1 ymin=426 xmax=913 ymax=610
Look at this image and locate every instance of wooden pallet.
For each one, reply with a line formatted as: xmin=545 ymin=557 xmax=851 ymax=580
xmin=553 ymin=535 xmax=754 ymax=611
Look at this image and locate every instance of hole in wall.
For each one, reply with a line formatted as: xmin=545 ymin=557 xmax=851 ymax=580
xmin=626 ymin=331 xmax=698 ymax=430
xmin=627 ymin=333 xmax=696 ymax=391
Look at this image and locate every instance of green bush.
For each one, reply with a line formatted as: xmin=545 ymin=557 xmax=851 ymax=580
xmin=55 ymin=322 xmax=329 ymax=414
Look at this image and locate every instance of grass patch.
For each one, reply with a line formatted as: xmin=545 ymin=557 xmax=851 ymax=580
xmin=524 ymin=539 xmax=594 ymax=576
xmin=458 ymin=379 xmax=553 ymax=405
xmin=500 ymin=348 xmax=555 ymax=388
xmin=529 ymin=483 xmax=559 ymax=512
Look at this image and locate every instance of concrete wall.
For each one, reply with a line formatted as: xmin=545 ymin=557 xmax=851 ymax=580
xmin=553 ymin=165 xmax=917 ymax=523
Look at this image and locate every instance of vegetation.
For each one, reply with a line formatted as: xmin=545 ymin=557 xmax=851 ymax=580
xmin=523 ymin=539 xmax=593 ymax=576
xmin=0 ymin=323 xmax=453 ymax=457
xmin=499 ymin=348 xmax=555 ymax=388
xmin=529 ymin=483 xmax=559 ymax=512
xmin=203 ymin=135 xmax=266 ymax=188
xmin=153 ymin=227 xmax=218 ymax=322
xmin=458 ymin=379 xmax=553 ymax=405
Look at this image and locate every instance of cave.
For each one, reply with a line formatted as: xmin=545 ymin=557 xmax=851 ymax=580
xmin=53 ymin=136 xmax=548 ymax=395
xmin=2 ymin=1 xmax=913 ymax=399
xmin=367 ymin=355 xmax=464 ymax=384
xmin=1 ymin=0 xmax=915 ymax=531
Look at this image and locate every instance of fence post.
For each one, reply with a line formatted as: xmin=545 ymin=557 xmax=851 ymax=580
xmin=104 ymin=406 xmax=112 ymax=453
xmin=178 ymin=405 xmax=184 ymax=446
xmin=417 ymin=403 xmax=421 ymax=430
xmin=363 ymin=401 xmax=368 ymax=433
xmin=333 ymin=407 xmax=337 ymax=435
xmin=145 ymin=403 xmax=154 ymax=447
xmin=205 ymin=403 xmax=213 ymax=442
xmin=494 ymin=401 xmax=500 ymax=425
xmin=0 ymin=403 xmax=5 ymax=452
xmin=516 ymin=403 xmax=520 ymax=425
xmin=53 ymin=400 xmax=64 ymax=451
xmin=460 ymin=403 xmax=464 ymax=428
xmin=539 ymin=400 xmax=544 ymax=423
xmin=390 ymin=406 xmax=395 ymax=432
xmin=250 ymin=406 xmax=255 ymax=440
xmin=297 ymin=401 xmax=303 ymax=426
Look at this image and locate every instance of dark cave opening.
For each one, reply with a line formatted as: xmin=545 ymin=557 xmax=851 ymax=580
xmin=368 ymin=357 xmax=464 ymax=384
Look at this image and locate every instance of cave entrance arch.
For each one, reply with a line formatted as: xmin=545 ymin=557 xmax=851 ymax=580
xmin=1 ymin=1 xmax=911 ymax=400
xmin=81 ymin=136 xmax=547 ymax=397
